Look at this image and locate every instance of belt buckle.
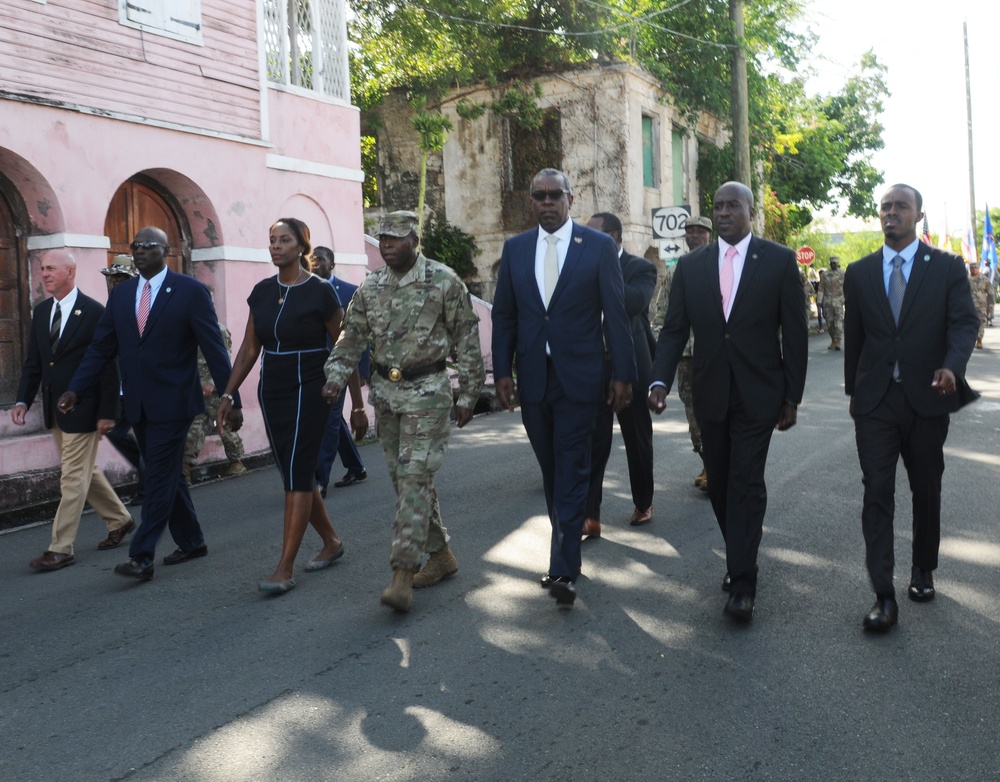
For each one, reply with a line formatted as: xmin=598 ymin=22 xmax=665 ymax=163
xmin=388 ymin=367 xmax=403 ymax=382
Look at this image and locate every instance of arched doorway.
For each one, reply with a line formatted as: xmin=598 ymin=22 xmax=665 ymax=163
xmin=104 ymin=177 xmax=190 ymax=272
xmin=0 ymin=175 xmax=27 ymax=406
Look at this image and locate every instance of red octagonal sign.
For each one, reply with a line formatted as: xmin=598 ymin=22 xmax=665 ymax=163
xmin=796 ymin=246 xmax=816 ymax=265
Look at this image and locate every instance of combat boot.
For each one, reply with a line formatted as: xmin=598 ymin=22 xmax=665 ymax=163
xmin=977 ymin=338 xmax=984 ymax=349
xmin=412 ymin=546 xmax=458 ymax=589
xmin=380 ymin=569 xmax=415 ymax=612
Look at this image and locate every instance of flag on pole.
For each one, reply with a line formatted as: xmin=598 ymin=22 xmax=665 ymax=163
xmin=981 ymin=207 xmax=998 ymax=281
xmin=961 ymin=227 xmax=976 ymax=264
xmin=921 ymin=215 xmax=932 ymax=245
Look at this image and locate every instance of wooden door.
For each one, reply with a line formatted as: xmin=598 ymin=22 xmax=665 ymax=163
xmin=0 ymin=189 xmax=24 ymax=405
xmin=104 ymin=180 xmax=186 ymax=272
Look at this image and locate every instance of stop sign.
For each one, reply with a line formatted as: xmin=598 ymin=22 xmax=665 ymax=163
xmin=796 ymin=246 xmax=816 ymax=265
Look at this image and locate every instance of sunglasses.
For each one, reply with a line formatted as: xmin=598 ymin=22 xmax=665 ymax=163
xmin=530 ymin=189 xmax=571 ymax=202
xmin=129 ymin=241 xmax=165 ymax=252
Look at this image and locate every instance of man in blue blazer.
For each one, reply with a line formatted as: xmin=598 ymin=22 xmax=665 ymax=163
xmin=492 ymin=168 xmax=636 ymax=607
xmin=58 ymin=227 xmax=242 ymax=581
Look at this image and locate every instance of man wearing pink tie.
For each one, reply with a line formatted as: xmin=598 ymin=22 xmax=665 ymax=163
xmin=647 ymin=182 xmax=808 ymax=622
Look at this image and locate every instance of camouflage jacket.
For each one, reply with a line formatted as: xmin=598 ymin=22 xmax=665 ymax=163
xmin=818 ymin=268 xmax=845 ymax=303
xmin=970 ymin=274 xmax=994 ymax=313
xmin=652 ymin=263 xmax=694 ymax=357
xmin=325 ymin=253 xmax=485 ymax=412
xmin=198 ymin=323 xmax=233 ymax=387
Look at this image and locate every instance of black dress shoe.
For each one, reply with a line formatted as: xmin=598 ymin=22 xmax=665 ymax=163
xmin=334 ymin=470 xmax=367 ymax=488
xmin=721 ymin=573 xmax=731 ymax=592
xmin=114 ymin=558 xmax=154 ymax=580
xmin=908 ymin=567 xmax=936 ymax=602
xmin=548 ymin=577 xmax=576 ymax=606
xmin=723 ymin=592 xmax=754 ymax=622
xmin=540 ymin=573 xmax=553 ymax=589
xmin=163 ymin=544 xmax=208 ymax=565
xmin=863 ymin=596 xmax=899 ymax=632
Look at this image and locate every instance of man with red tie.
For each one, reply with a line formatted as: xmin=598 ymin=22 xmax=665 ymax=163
xmin=59 ymin=227 xmax=242 ymax=581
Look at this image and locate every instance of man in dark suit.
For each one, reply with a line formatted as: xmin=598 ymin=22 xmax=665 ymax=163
xmin=312 ymin=246 xmax=368 ymax=495
xmin=492 ymin=168 xmax=636 ymax=607
xmin=648 ymin=181 xmax=808 ymax=622
xmin=844 ymin=183 xmax=979 ymax=633
xmin=58 ymin=227 xmax=242 ymax=581
xmin=12 ymin=249 xmax=135 ymax=571
xmin=584 ymin=211 xmax=657 ymax=536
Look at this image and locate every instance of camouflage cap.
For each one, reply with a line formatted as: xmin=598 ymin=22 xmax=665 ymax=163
xmin=378 ymin=211 xmax=419 ymax=238
xmin=101 ymin=254 xmax=138 ymax=278
xmin=686 ymin=215 xmax=713 ymax=232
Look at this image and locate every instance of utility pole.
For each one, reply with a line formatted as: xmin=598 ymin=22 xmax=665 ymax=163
xmin=730 ymin=0 xmax=751 ymax=187
xmin=964 ymin=20 xmax=977 ymax=246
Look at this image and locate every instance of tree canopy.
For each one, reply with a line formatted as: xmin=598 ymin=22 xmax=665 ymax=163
xmin=350 ymin=0 xmax=888 ymax=235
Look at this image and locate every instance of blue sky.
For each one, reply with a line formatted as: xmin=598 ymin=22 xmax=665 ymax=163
xmin=800 ymin=0 xmax=997 ymax=237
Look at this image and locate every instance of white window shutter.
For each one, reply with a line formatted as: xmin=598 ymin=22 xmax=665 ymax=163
xmin=164 ymin=0 xmax=202 ymax=38
xmin=124 ymin=0 xmax=164 ymax=28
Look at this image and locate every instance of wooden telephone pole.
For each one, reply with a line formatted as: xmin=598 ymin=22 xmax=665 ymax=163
xmin=730 ymin=0 xmax=751 ymax=187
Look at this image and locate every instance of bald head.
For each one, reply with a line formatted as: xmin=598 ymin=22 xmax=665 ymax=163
xmin=40 ymin=249 xmax=76 ymax=300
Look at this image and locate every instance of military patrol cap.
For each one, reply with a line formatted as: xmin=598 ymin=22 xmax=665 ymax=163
xmin=378 ymin=211 xmax=419 ymax=238
xmin=101 ymin=254 xmax=138 ymax=278
xmin=687 ymin=215 xmax=713 ymax=231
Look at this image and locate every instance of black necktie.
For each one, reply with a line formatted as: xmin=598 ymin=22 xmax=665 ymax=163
xmin=50 ymin=301 xmax=61 ymax=352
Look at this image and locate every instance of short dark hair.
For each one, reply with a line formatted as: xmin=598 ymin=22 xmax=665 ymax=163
xmin=591 ymin=212 xmax=622 ymax=238
xmin=314 ymin=246 xmax=335 ymax=265
xmin=272 ymin=217 xmax=314 ymax=271
xmin=885 ymin=183 xmax=923 ymax=211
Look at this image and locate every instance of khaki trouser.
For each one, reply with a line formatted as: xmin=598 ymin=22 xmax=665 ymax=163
xmin=50 ymin=423 xmax=133 ymax=555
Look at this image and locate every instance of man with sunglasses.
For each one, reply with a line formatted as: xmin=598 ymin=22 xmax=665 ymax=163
xmin=492 ymin=168 xmax=636 ymax=607
xmin=58 ymin=226 xmax=242 ymax=582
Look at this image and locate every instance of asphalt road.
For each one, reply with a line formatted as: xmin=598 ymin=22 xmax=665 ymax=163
xmin=2 ymin=328 xmax=1000 ymax=782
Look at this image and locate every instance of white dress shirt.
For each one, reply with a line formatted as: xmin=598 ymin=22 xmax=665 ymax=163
xmin=135 ymin=266 xmax=169 ymax=316
xmin=534 ymin=218 xmax=574 ymax=303
xmin=50 ymin=286 xmax=78 ymax=340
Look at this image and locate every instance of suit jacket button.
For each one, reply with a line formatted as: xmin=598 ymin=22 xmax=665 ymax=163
xmin=49 ymin=361 xmax=55 ymax=366
xmin=544 ymin=316 xmax=549 ymax=321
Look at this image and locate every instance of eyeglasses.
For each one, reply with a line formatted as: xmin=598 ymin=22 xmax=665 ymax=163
xmin=129 ymin=241 xmax=165 ymax=252
xmin=530 ymin=189 xmax=571 ymax=202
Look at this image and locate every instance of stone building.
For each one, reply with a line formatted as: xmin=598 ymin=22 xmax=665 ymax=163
xmin=366 ymin=62 xmax=728 ymax=297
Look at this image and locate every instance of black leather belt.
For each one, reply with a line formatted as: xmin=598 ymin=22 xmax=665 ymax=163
xmin=372 ymin=359 xmax=447 ymax=382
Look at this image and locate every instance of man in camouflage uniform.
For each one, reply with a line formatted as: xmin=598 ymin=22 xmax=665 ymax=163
xmin=652 ymin=215 xmax=712 ymax=491
xmin=818 ymin=256 xmax=845 ymax=350
xmin=322 ymin=211 xmax=485 ymax=613
xmin=969 ymin=263 xmax=993 ymax=349
xmin=184 ymin=322 xmax=246 ymax=481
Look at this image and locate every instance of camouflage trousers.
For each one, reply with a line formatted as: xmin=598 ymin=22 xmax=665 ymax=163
xmin=825 ymin=299 xmax=844 ymax=344
xmin=677 ymin=358 xmax=702 ymax=453
xmin=376 ymin=403 xmax=451 ymax=571
xmin=185 ymin=393 xmax=245 ymax=469
xmin=977 ymin=307 xmax=988 ymax=341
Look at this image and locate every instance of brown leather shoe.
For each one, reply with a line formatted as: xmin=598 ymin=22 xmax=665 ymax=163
xmin=97 ymin=519 xmax=136 ymax=550
xmin=30 ymin=551 xmax=75 ymax=571
xmin=694 ymin=468 xmax=707 ymax=488
xmin=630 ymin=506 xmax=653 ymax=526
xmin=582 ymin=517 xmax=602 ymax=539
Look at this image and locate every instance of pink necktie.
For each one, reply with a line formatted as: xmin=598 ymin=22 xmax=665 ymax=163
xmin=137 ymin=281 xmax=151 ymax=336
xmin=720 ymin=245 xmax=737 ymax=318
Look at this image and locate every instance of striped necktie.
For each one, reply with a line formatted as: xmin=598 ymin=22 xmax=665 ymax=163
xmin=49 ymin=301 xmax=61 ymax=352
xmin=137 ymin=281 xmax=151 ymax=336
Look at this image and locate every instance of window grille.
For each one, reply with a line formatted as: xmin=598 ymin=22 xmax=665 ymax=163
xmin=263 ymin=0 xmax=349 ymax=101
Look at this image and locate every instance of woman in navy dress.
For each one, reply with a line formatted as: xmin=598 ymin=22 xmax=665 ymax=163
xmin=219 ymin=218 xmax=362 ymax=593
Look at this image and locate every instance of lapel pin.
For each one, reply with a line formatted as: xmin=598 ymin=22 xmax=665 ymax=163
xmin=73 ymin=309 xmax=82 ymax=316
xmin=923 ymin=254 xmax=930 ymax=262
xmin=574 ymin=236 xmax=582 ymax=244
xmin=165 ymin=287 xmax=172 ymax=293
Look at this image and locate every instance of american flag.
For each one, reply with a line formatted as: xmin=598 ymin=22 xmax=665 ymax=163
xmin=921 ymin=215 xmax=932 ymax=245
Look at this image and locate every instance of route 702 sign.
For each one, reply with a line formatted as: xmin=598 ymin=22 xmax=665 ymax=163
xmin=652 ymin=205 xmax=692 ymax=263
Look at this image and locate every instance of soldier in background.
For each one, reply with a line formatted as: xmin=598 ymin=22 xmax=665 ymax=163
xmin=322 ymin=211 xmax=485 ymax=613
xmin=818 ymin=256 xmax=845 ymax=350
xmin=184 ymin=320 xmax=247 ymax=482
xmin=653 ymin=215 xmax=713 ymax=491
xmin=969 ymin=263 xmax=993 ymax=349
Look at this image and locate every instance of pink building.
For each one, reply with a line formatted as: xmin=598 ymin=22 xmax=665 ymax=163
xmin=0 ymin=0 xmax=365 ymax=515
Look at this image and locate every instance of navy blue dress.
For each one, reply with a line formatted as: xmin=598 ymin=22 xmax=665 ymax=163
xmin=248 ymin=274 xmax=341 ymax=491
